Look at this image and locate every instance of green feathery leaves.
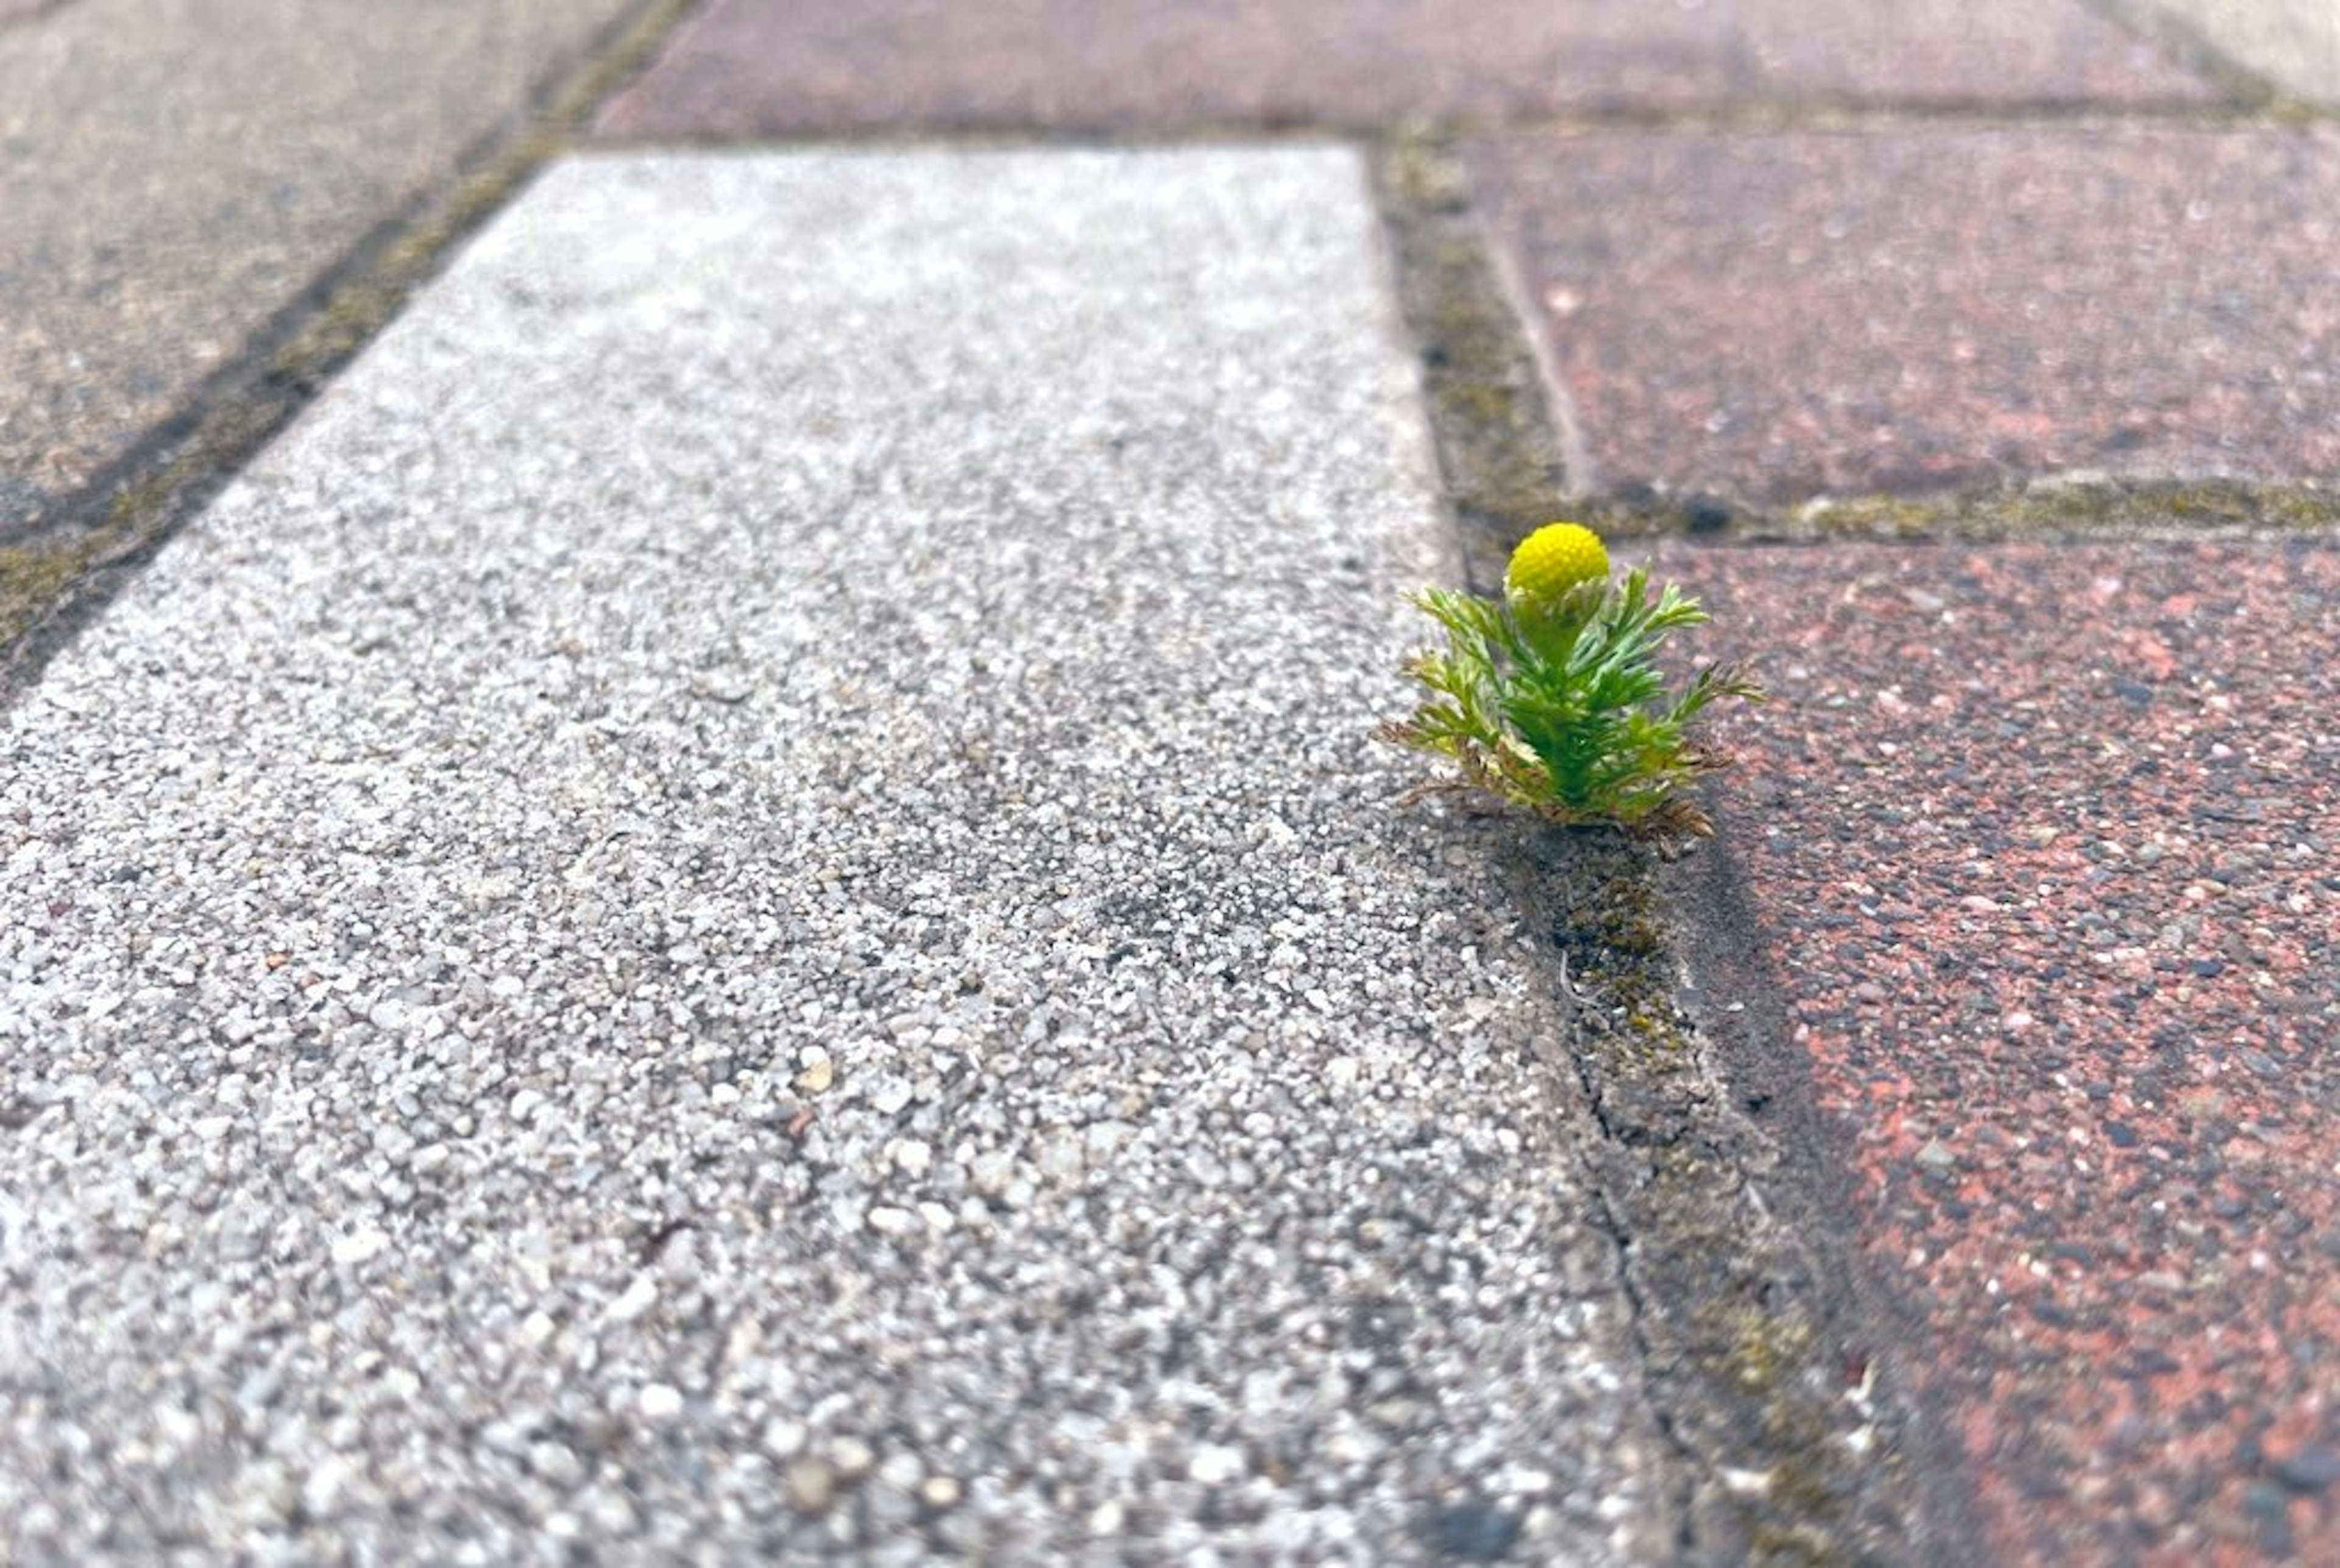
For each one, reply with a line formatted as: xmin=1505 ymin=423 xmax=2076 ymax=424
xmin=1378 ymin=565 xmax=1762 ymax=837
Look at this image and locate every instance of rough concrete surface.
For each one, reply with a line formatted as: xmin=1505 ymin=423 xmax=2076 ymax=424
xmin=0 ymin=0 xmax=640 ymax=537
xmin=2144 ymin=0 xmax=2340 ymax=102
xmin=1665 ymin=534 xmax=2340 ymax=1565
xmin=597 ymin=0 xmax=2207 ymax=139
xmin=1472 ymin=126 xmax=2340 ymax=507
xmin=0 ymin=147 xmax=1672 ymax=1564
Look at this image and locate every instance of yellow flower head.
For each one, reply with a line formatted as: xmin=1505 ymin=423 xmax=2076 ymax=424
xmin=1505 ymin=522 xmax=1610 ymax=606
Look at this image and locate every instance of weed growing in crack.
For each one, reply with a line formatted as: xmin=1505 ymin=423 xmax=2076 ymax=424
xmin=1379 ymin=522 xmax=1763 ymax=838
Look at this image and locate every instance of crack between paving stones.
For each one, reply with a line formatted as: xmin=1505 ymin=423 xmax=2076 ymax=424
xmin=1549 ymin=987 xmax=1710 ymax=1563
xmin=1503 ymin=829 xmax=1985 ymax=1567
xmin=1373 ymin=135 xmax=1940 ymax=1559
xmin=1368 ymin=129 xmax=2340 ymax=561
xmin=0 ymin=0 xmax=700 ymax=702
xmin=1370 ymin=131 xmax=1578 ymax=584
xmin=590 ymin=91 xmax=2338 ymax=154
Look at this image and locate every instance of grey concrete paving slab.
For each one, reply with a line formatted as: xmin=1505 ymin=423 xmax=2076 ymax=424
xmin=596 ymin=0 xmax=2208 ymax=140
xmin=0 ymin=146 xmax=1668 ymax=1563
xmin=2145 ymin=0 xmax=2340 ymax=104
xmin=1471 ymin=126 xmax=2340 ymax=506
xmin=0 ymin=0 xmax=640 ymax=539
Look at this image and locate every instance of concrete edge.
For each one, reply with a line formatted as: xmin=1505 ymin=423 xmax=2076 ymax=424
xmin=583 ymin=88 xmax=2324 ymax=154
xmin=1491 ymin=826 xmax=1993 ymax=1567
xmin=1368 ymin=134 xmax=2340 ymax=564
xmin=0 ymin=0 xmax=700 ymax=704
xmin=0 ymin=0 xmax=70 ymax=35
xmin=1577 ymin=475 xmax=2340 ymax=543
xmin=2080 ymin=0 xmax=2328 ymax=117
xmin=1371 ymin=132 xmax=1579 ymax=595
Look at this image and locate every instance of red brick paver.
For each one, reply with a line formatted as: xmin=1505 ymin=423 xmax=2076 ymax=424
xmin=1661 ymin=534 xmax=2340 ymax=1565
xmin=1476 ymin=128 xmax=2340 ymax=503
xmin=598 ymin=0 xmax=2205 ymax=138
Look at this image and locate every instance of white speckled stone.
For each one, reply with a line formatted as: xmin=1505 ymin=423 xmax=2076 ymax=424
xmin=0 ymin=147 xmax=1664 ymax=1563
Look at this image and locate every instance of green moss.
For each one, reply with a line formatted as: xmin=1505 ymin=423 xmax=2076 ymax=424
xmin=0 ymin=536 xmax=107 ymax=647
xmin=1378 ymin=109 xmax=2339 ymax=557
xmin=1 ymin=540 xmax=95 ymax=601
xmin=1720 ymin=478 xmax=2340 ymax=542
xmin=1720 ymin=1305 xmax=1816 ymax=1394
xmin=1531 ymin=834 xmax=1899 ymax=1563
xmin=1375 ymin=133 xmax=1578 ymax=583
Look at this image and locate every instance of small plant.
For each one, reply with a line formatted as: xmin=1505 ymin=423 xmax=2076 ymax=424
xmin=1377 ymin=522 xmax=1762 ymax=838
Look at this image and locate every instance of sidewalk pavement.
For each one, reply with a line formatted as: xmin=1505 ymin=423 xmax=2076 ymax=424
xmin=594 ymin=0 xmax=2206 ymax=136
xmin=5 ymin=1 xmax=2339 ymax=1564
xmin=1 ymin=146 xmax=1672 ymax=1565
xmin=1677 ymin=537 xmax=2340 ymax=1564
xmin=0 ymin=0 xmax=643 ymax=541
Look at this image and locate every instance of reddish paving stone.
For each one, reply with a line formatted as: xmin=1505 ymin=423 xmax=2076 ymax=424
xmin=597 ymin=0 xmax=2206 ymax=138
xmin=1652 ymin=534 xmax=2340 ymax=1565
xmin=1475 ymin=129 xmax=2340 ymax=503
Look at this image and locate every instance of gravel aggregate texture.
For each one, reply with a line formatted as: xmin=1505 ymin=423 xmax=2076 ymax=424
xmin=1472 ymin=127 xmax=2340 ymax=506
xmin=0 ymin=147 xmax=1670 ymax=1563
xmin=1658 ymin=534 xmax=2340 ymax=1565
xmin=595 ymin=0 xmax=2207 ymax=139
xmin=0 ymin=0 xmax=640 ymax=538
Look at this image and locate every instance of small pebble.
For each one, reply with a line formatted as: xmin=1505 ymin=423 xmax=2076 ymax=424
xmin=1414 ymin=1502 xmax=1523 ymax=1562
xmin=2275 ymin=1446 xmax=2340 ymax=1494
xmin=786 ymin=1458 xmax=835 ymax=1514
xmin=1188 ymin=1444 xmax=1244 ymax=1485
xmin=330 ymin=1228 xmax=388 ymax=1266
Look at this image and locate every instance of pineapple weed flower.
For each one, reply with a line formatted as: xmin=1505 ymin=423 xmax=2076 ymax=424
xmin=1378 ymin=522 xmax=1762 ymax=839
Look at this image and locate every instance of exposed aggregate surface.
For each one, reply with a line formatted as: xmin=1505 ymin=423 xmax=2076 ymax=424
xmin=0 ymin=148 xmax=1665 ymax=1564
xmin=1475 ymin=127 xmax=2340 ymax=506
xmin=0 ymin=0 xmax=638 ymax=536
xmin=1662 ymin=534 xmax=2340 ymax=1566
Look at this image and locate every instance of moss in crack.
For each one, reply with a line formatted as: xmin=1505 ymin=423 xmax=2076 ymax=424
xmin=1375 ymin=132 xmax=1575 ymax=589
xmin=1526 ymin=828 xmax=1918 ymax=1564
xmin=1 ymin=537 xmax=105 ymax=647
xmin=1798 ymin=477 xmax=2340 ymax=539
xmin=1572 ymin=476 xmax=2340 ymax=545
xmin=1720 ymin=1304 xmax=1817 ymax=1397
xmin=1589 ymin=868 xmax=1668 ymax=965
